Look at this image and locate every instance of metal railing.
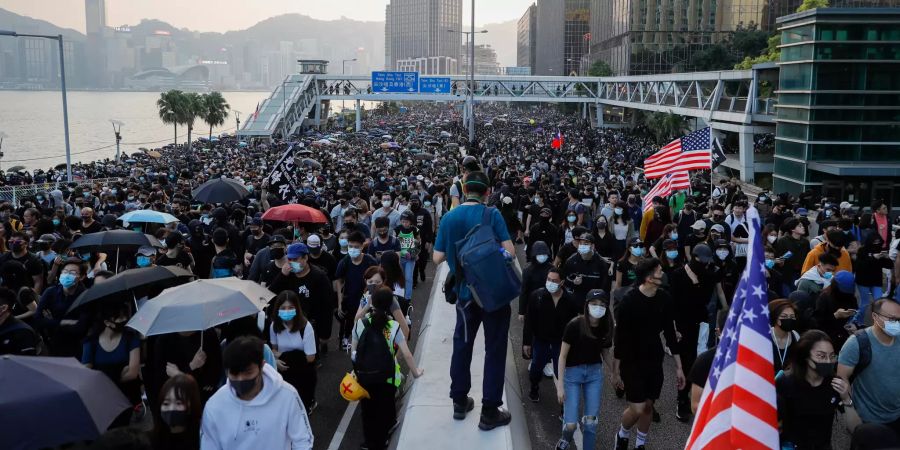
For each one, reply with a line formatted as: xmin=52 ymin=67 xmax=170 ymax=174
xmin=0 ymin=177 xmax=123 ymax=206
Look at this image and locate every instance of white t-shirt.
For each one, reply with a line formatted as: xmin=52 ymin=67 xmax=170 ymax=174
xmin=269 ymin=322 xmax=317 ymax=355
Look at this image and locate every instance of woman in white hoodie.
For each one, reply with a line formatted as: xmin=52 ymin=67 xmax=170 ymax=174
xmin=201 ymin=336 xmax=313 ymax=450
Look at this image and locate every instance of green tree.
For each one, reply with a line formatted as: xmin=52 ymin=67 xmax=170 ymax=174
xmin=200 ymin=92 xmax=230 ymax=141
xmin=588 ymin=60 xmax=613 ymax=77
xmin=690 ymin=44 xmax=738 ymax=71
xmin=735 ymin=33 xmax=782 ymax=69
xmin=797 ymin=0 xmax=829 ymax=12
xmin=180 ymin=92 xmax=202 ymax=150
xmin=643 ymin=111 xmax=689 ymax=143
xmin=157 ymin=90 xmax=185 ymax=147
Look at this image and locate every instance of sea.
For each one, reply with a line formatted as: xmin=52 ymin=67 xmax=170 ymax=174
xmin=0 ymin=90 xmax=270 ymax=172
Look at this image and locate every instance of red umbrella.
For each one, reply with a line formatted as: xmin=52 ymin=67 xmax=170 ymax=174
xmin=261 ymin=204 xmax=328 ymax=223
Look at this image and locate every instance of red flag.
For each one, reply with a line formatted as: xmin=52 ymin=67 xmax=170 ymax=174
xmin=551 ymin=130 xmax=564 ymax=149
xmin=252 ymin=102 xmax=260 ymax=120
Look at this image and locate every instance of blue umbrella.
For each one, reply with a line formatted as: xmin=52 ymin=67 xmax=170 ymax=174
xmin=118 ymin=210 xmax=179 ymax=224
xmin=238 ymin=141 xmax=249 ymax=148
xmin=0 ymin=355 xmax=131 ymax=450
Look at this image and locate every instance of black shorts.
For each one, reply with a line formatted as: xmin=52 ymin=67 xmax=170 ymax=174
xmin=620 ymin=363 xmax=664 ymax=404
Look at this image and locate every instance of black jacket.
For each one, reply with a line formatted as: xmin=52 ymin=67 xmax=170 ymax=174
xmin=519 ymin=261 xmax=552 ymax=316
xmin=523 ymin=288 xmax=580 ymax=344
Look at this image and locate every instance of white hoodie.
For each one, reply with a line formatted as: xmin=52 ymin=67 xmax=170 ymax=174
xmin=796 ymin=265 xmax=832 ymax=289
xmin=201 ymin=363 xmax=313 ymax=450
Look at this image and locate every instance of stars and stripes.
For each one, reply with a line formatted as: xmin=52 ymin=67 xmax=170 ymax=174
xmin=685 ymin=206 xmax=779 ymax=450
xmin=644 ymin=127 xmax=713 ymax=179
xmin=641 ymin=171 xmax=690 ymax=212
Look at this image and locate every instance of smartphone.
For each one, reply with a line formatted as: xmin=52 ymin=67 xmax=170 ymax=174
xmin=782 ymin=251 xmax=793 ymax=259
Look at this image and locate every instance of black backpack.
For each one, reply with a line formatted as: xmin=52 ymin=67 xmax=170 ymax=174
xmin=353 ymin=319 xmax=395 ymax=388
xmin=850 ymin=329 xmax=872 ymax=383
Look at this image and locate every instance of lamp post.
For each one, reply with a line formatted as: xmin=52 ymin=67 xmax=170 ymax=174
xmin=0 ymin=132 xmax=7 ymax=172
xmin=447 ymin=26 xmax=487 ymax=144
xmin=110 ymin=120 xmax=124 ymax=164
xmin=234 ymin=110 xmax=242 ymax=140
xmin=0 ymin=31 xmax=72 ymax=182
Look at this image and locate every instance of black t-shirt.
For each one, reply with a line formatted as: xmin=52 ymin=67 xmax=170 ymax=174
xmin=777 ymin=374 xmax=838 ymax=449
xmin=689 ymin=347 xmax=715 ymax=388
xmin=308 ymin=251 xmax=337 ymax=280
xmin=81 ymin=220 xmax=103 ymax=234
xmin=156 ymin=250 xmax=193 ymax=270
xmin=613 ymin=287 xmax=679 ymax=368
xmin=0 ymin=318 xmax=38 ymax=355
xmin=0 ymin=252 xmax=43 ymax=290
xmin=334 ymin=254 xmax=378 ymax=306
xmin=616 ymin=259 xmax=638 ymax=288
xmin=562 ymin=316 xmax=611 ymax=367
xmin=668 ymin=264 xmax=721 ymax=324
xmin=244 ymin=233 xmax=271 ymax=257
xmin=268 ymin=266 xmax=336 ymax=326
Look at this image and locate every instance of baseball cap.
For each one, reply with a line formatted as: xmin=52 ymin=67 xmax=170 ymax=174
xmin=269 ymin=235 xmax=287 ymax=246
xmin=663 ymin=239 xmax=678 ymax=249
xmin=306 ymin=234 xmax=322 ymax=248
xmin=577 ymin=233 xmax=595 ymax=243
xmin=586 ymin=289 xmax=609 ymax=303
xmin=137 ymin=246 xmax=156 ymax=256
xmin=37 ymin=234 xmax=57 ymax=244
xmin=250 ymin=217 xmax=262 ymax=227
xmin=539 ymin=207 xmax=552 ymax=217
xmin=692 ymin=243 xmax=713 ymax=264
xmin=796 ymin=208 xmax=808 ymax=216
xmin=710 ymin=224 xmax=725 ymax=233
xmin=628 ymin=237 xmax=644 ymax=247
xmin=286 ymin=243 xmax=309 ymax=259
xmin=839 ymin=201 xmax=852 ymax=211
xmin=691 ymin=220 xmax=707 ymax=231
xmin=834 ymin=271 xmax=855 ymax=294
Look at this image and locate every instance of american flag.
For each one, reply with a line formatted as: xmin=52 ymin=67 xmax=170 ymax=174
xmin=644 ymin=127 xmax=713 ymax=179
xmin=641 ymin=171 xmax=690 ymax=212
xmin=685 ymin=206 xmax=779 ymax=450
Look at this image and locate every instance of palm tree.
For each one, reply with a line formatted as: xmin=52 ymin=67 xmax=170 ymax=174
xmin=200 ymin=92 xmax=230 ymax=141
xmin=179 ymin=92 xmax=202 ymax=151
xmin=157 ymin=90 xmax=184 ymax=147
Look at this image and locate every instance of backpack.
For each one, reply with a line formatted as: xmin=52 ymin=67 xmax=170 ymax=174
xmin=850 ymin=329 xmax=872 ymax=383
xmin=454 ymin=206 xmax=522 ymax=311
xmin=353 ymin=319 xmax=396 ymax=388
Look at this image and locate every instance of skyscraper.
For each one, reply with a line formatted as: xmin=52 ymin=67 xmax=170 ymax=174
xmin=85 ymin=0 xmax=107 ymax=35
xmin=534 ymin=0 xmax=590 ymax=76
xmin=384 ymin=0 xmax=462 ymax=72
xmin=84 ymin=0 xmax=109 ymax=86
xmin=517 ymin=4 xmax=537 ymax=72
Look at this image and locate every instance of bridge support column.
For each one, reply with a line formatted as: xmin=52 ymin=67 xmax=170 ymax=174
xmin=355 ymin=100 xmax=362 ymax=132
xmin=738 ymin=131 xmax=755 ymax=183
xmin=314 ymin=101 xmax=321 ymax=129
xmin=581 ymin=102 xmax=587 ymax=120
xmin=596 ymin=103 xmax=604 ymax=128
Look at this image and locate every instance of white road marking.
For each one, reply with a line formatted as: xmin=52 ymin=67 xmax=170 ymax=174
xmin=327 ymin=400 xmax=359 ymax=450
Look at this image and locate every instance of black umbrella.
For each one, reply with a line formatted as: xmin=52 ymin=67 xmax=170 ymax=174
xmin=301 ymin=158 xmax=322 ymax=169
xmin=69 ymin=230 xmax=162 ymax=251
xmin=67 ymin=265 xmax=195 ymax=314
xmin=425 ymin=141 xmax=441 ymax=147
xmin=414 ymin=152 xmax=436 ymax=161
xmin=191 ymin=177 xmax=250 ymax=204
xmin=0 ymin=355 xmax=131 ymax=450
xmin=54 ymin=163 xmax=68 ymax=170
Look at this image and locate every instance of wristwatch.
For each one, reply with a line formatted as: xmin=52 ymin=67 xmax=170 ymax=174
xmin=841 ymin=398 xmax=854 ymax=408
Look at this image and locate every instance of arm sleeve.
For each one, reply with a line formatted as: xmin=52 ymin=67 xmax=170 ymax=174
xmin=303 ymin=323 xmax=317 ymax=356
xmin=518 ymin=267 xmax=532 ymax=316
xmin=200 ymin=408 xmax=223 ymax=450
xmin=491 ymin=208 xmax=512 ymax=242
xmin=838 ymin=334 xmax=860 ymax=368
xmin=522 ymin=292 xmax=536 ymax=344
xmin=613 ymin=299 xmax=631 ymax=360
xmin=663 ymin=302 xmax=680 ymax=356
xmin=32 ymin=290 xmax=56 ymax=330
xmin=434 ymin=221 xmax=449 ymax=253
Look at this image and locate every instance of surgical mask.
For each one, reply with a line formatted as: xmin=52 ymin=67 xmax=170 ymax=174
xmin=577 ymin=244 xmax=592 ymax=255
xmin=588 ymin=305 xmax=606 ymax=319
xmin=230 ymin=375 xmax=258 ymax=398
xmin=159 ymin=239 xmax=167 ymax=248
xmin=278 ymin=309 xmax=297 ymax=321
xmin=765 ymin=259 xmax=775 ymax=269
xmin=59 ymin=273 xmax=77 ymax=288
xmin=614 ymin=207 xmax=623 ymax=215
xmin=136 ymin=256 xmax=151 ymax=267
xmin=716 ymin=249 xmax=729 ymax=260
xmin=665 ymin=250 xmax=678 ymax=260
xmin=270 ymin=248 xmax=285 ymax=259
xmin=533 ymin=197 xmax=541 ymax=204
xmin=882 ymin=318 xmax=900 ymax=337
xmin=545 ymin=281 xmax=560 ymax=293
xmin=767 ymin=235 xmax=777 ymax=244
xmin=348 ymin=248 xmax=361 ymax=258
xmin=823 ymin=271 xmax=833 ymax=280
xmin=567 ymin=215 xmax=576 ymax=223
xmin=41 ymin=251 xmax=57 ymax=265
xmin=535 ymin=254 xmax=549 ymax=264
xmin=289 ymin=261 xmax=303 ymax=273
xmin=80 ymin=253 xmax=91 ymax=261
xmin=339 ymin=238 xmax=349 ymax=247
xmin=630 ymin=247 xmax=644 ymax=257
xmin=52 ymin=219 xmax=61 ymax=226
xmin=160 ymin=410 xmax=189 ymax=429
xmin=812 ymin=361 xmax=836 ymax=378
xmin=670 ymin=232 xmax=679 ymax=240
xmin=424 ymin=201 xmax=432 ymax=207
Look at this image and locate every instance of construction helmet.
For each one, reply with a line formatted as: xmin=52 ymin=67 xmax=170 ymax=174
xmin=339 ymin=372 xmax=370 ymax=401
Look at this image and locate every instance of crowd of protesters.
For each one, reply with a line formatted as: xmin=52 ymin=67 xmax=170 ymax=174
xmin=0 ymin=103 xmax=898 ymax=450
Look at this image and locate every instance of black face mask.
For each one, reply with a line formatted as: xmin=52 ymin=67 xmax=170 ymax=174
xmin=107 ymin=320 xmax=127 ymax=333
xmin=596 ymin=222 xmax=607 ymax=229
xmin=161 ymin=409 xmax=189 ymax=429
xmin=230 ymin=374 xmax=259 ymax=398
xmin=270 ymin=248 xmax=285 ymax=259
xmin=813 ymin=361 xmax=836 ymax=378
xmin=309 ymin=246 xmax=322 ymax=256
xmin=779 ymin=318 xmax=797 ymax=332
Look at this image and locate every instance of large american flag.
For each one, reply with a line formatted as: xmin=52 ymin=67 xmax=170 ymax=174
xmin=641 ymin=171 xmax=690 ymax=212
xmin=644 ymin=127 xmax=713 ymax=179
xmin=685 ymin=206 xmax=779 ymax=450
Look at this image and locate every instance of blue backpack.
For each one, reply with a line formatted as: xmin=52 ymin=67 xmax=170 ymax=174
xmin=454 ymin=206 xmax=522 ymax=311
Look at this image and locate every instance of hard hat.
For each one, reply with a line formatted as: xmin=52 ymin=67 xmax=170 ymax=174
xmin=340 ymin=372 xmax=370 ymax=401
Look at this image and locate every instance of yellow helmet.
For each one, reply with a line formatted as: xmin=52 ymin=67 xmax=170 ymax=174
xmin=340 ymin=372 xmax=369 ymax=401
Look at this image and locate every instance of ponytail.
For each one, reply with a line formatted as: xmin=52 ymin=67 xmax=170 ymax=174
xmin=370 ymin=286 xmax=394 ymax=330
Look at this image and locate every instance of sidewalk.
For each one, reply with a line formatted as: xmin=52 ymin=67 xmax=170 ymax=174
xmin=392 ymin=263 xmax=531 ymax=450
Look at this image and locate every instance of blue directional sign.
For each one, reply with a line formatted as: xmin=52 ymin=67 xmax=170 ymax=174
xmin=419 ymin=77 xmax=451 ymax=94
xmin=371 ymin=71 xmax=419 ymax=93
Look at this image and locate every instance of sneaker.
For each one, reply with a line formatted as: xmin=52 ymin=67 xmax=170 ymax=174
xmin=615 ymin=435 xmax=629 ymax=450
xmin=453 ymin=396 xmax=475 ymax=420
xmin=555 ymin=438 xmax=571 ymax=450
xmin=675 ymin=401 xmax=691 ymax=423
xmin=528 ymin=386 xmax=540 ymax=403
xmin=543 ymin=362 xmax=554 ymax=378
xmin=341 ymin=338 xmax=352 ymax=351
xmin=478 ymin=407 xmax=512 ymax=431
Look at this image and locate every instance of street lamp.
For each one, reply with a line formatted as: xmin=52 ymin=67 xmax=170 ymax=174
xmin=447 ymin=26 xmax=488 ymax=144
xmin=0 ymin=31 xmax=72 ymax=182
xmin=234 ymin=110 xmax=242 ymax=139
xmin=110 ymin=120 xmax=124 ymax=164
xmin=0 ymin=131 xmax=7 ymax=172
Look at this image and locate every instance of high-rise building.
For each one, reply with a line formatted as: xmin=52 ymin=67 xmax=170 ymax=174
xmin=84 ymin=0 xmax=108 ymax=86
xmin=517 ymin=4 xmax=537 ymax=73
xmin=85 ymin=0 xmax=107 ymax=35
xmin=534 ymin=0 xmax=591 ymax=76
xmin=460 ymin=44 xmax=501 ymax=75
xmin=385 ymin=0 xmax=462 ymax=72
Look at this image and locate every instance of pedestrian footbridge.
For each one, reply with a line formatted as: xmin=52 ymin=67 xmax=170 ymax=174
xmin=239 ymin=67 xmax=778 ymax=181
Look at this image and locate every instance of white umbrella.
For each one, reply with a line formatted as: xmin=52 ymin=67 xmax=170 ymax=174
xmin=126 ymin=277 xmax=274 ymax=346
xmin=118 ymin=210 xmax=179 ymax=224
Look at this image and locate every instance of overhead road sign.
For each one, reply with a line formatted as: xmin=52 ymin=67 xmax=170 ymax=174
xmin=372 ymin=71 xmax=419 ymax=93
xmin=419 ymin=77 xmax=451 ymax=94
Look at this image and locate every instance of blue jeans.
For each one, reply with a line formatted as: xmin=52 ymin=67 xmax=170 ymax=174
xmin=402 ymin=257 xmax=416 ymax=300
xmin=562 ymin=363 xmax=604 ymax=450
xmin=450 ymin=301 xmax=511 ymax=408
xmin=856 ymin=285 xmax=883 ymax=325
xmin=528 ymin=338 xmax=560 ymax=387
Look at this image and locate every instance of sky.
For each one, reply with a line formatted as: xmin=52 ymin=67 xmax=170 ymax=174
xmin=2 ymin=0 xmax=534 ymax=33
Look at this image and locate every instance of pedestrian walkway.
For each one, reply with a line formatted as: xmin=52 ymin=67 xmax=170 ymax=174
xmin=392 ymin=263 xmax=531 ymax=450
